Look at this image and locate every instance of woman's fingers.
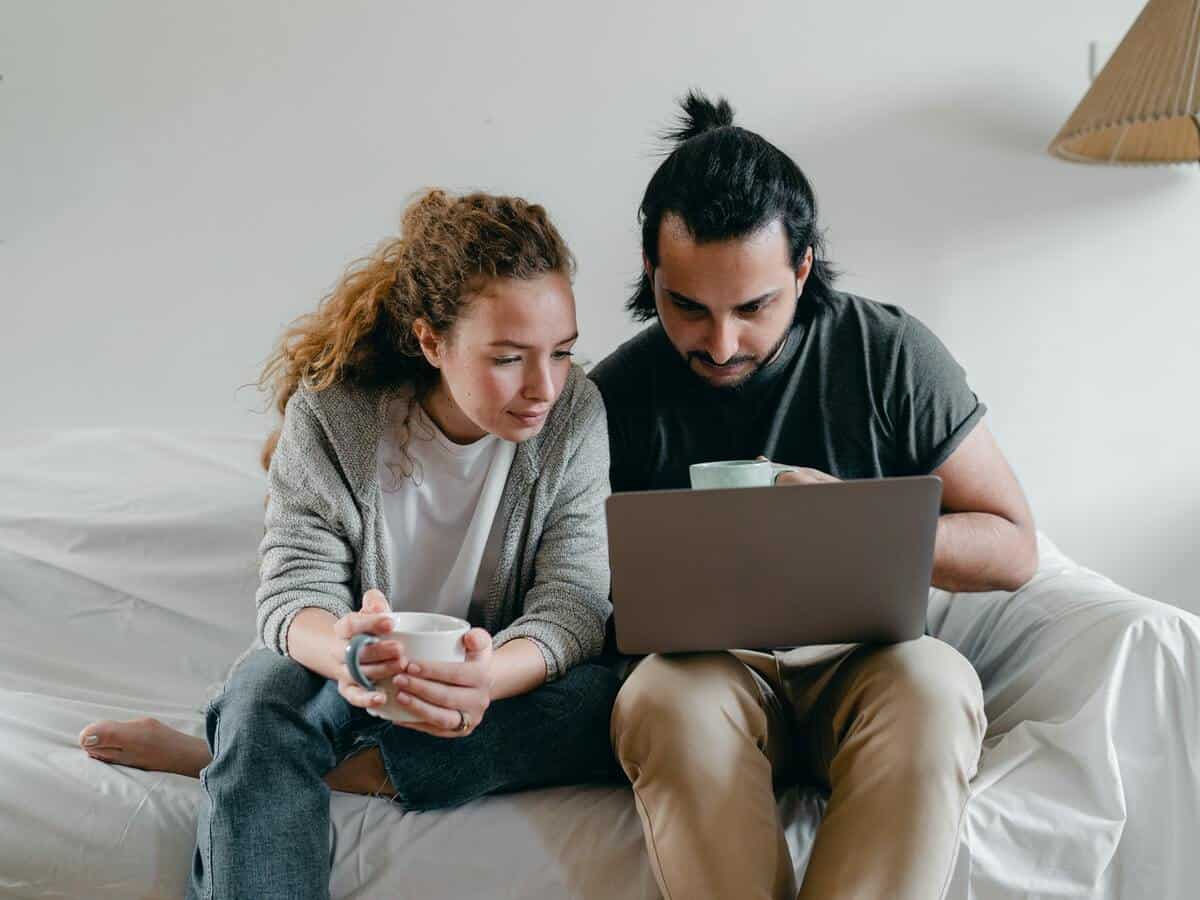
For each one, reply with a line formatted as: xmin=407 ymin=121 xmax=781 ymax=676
xmin=328 ymin=637 xmax=407 ymax=679
xmin=361 ymin=588 xmax=390 ymax=612
xmin=355 ymin=639 xmax=406 ymax=665
xmin=337 ymin=676 xmax=386 ymax=710
xmin=389 ymin=689 xmax=464 ymax=731
xmin=332 ymin=611 xmax=395 ymax=641
xmin=393 ymin=720 xmax=460 ymax=739
xmin=402 ymin=658 xmax=480 ymax=686
xmin=358 ymin=658 xmax=408 ymax=684
xmin=391 ymin=673 xmax=477 ymax=712
xmin=462 ymin=628 xmax=493 ymax=659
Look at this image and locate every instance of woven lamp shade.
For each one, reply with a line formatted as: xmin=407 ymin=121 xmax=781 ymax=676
xmin=1049 ymin=0 xmax=1200 ymax=164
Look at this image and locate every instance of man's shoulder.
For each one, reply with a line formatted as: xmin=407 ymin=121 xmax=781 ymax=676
xmin=589 ymin=322 xmax=666 ymax=397
xmin=815 ymin=291 xmax=912 ymax=342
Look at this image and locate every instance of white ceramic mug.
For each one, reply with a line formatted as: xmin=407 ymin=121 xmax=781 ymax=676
xmin=345 ymin=611 xmax=470 ymax=723
xmin=688 ymin=459 xmax=797 ymax=490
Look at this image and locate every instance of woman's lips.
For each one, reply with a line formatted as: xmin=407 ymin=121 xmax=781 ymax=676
xmin=509 ymin=409 xmax=549 ymax=425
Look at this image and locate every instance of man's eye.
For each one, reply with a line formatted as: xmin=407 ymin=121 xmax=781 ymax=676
xmin=738 ymin=303 xmax=763 ymax=315
xmin=493 ymin=357 xmax=521 ymax=366
xmin=552 ymin=350 xmax=575 ymax=360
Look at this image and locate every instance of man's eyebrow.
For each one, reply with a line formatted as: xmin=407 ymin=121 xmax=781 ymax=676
xmin=487 ymin=332 xmax=579 ymax=350
xmin=665 ymin=288 xmax=778 ymax=309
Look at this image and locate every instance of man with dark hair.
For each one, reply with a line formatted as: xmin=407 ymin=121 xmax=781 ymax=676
xmin=591 ymin=92 xmax=1038 ymax=900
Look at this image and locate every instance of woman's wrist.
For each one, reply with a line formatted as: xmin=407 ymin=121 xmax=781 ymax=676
xmin=489 ymin=637 xmax=548 ymax=701
xmin=285 ymin=608 xmax=344 ymax=681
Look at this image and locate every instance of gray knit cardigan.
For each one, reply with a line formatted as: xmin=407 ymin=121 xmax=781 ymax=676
xmin=254 ymin=365 xmax=612 ymax=681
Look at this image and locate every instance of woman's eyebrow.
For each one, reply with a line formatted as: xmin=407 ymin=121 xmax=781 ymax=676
xmin=488 ymin=332 xmax=579 ymax=350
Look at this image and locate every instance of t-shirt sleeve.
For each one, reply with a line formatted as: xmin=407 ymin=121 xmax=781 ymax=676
xmin=885 ymin=313 xmax=986 ymax=474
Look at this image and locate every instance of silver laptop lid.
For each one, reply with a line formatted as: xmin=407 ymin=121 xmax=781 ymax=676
xmin=606 ymin=476 xmax=941 ymax=655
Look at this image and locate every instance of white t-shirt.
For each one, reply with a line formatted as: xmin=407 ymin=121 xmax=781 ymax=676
xmin=375 ymin=397 xmax=516 ymax=619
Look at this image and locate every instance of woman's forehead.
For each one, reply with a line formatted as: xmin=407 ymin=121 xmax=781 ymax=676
xmin=458 ymin=273 xmax=577 ymax=343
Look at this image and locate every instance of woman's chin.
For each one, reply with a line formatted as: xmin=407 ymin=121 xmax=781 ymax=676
xmin=496 ymin=413 xmax=548 ymax=441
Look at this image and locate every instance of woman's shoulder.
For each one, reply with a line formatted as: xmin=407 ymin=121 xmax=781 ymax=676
xmin=528 ymin=366 xmax=606 ymax=461
xmin=554 ymin=364 xmax=606 ymax=426
xmin=280 ymin=380 xmax=393 ymax=498
xmin=292 ymin=380 xmax=390 ymax=430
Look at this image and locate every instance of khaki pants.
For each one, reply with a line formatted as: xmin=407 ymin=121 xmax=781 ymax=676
xmin=610 ymin=637 xmax=986 ymax=900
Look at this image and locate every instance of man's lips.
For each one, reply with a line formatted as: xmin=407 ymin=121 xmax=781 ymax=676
xmin=694 ymin=356 xmax=752 ymax=374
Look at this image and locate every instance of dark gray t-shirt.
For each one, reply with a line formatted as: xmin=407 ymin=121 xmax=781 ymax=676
xmin=590 ymin=292 xmax=985 ymax=493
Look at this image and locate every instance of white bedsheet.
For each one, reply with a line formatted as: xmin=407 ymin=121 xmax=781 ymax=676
xmin=0 ymin=430 xmax=1195 ymax=898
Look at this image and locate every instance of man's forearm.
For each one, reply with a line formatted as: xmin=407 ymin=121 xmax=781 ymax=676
xmin=932 ymin=511 xmax=1038 ymax=593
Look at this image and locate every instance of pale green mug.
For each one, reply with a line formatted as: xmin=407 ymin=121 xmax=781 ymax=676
xmin=688 ymin=459 xmax=797 ymax=490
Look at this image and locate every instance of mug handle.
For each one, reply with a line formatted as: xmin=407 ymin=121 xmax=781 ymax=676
xmin=345 ymin=633 xmax=380 ymax=690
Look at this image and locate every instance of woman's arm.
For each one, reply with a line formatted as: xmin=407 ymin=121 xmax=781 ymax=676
xmin=489 ymin=637 xmax=548 ymax=700
xmin=490 ymin=382 xmax=614 ymax=681
xmin=257 ymin=394 xmax=358 ymax=655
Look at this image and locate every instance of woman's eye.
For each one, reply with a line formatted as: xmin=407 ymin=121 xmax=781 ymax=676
xmin=552 ymin=350 xmax=575 ymax=360
xmin=493 ymin=357 xmax=521 ymax=366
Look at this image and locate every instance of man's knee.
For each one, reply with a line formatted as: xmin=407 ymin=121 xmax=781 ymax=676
xmin=852 ymin=637 xmax=986 ymax=775
xmin=611 ymin=652 xmax=769 ymax=766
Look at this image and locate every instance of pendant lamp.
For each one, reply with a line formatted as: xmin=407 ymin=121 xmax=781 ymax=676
xmin=1049 ymin=0 xmax=1200 ymax=164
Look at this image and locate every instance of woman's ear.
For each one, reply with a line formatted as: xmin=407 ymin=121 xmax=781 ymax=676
xmin=412 ymin=318 xmax=442 ymax=369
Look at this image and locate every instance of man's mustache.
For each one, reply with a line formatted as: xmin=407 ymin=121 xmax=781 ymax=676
xmin=688 ymin=352 xmax=756 ymax=368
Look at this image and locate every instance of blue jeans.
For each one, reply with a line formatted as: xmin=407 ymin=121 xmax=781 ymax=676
xmin=186 ymin=648 xmax=622 ymax=900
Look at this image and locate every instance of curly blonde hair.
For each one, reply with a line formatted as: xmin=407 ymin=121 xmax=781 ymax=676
xmin=257 ymin=189 xmax=574 ymax=471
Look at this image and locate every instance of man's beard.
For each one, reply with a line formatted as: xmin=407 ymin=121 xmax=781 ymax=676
xmin=685 ymin=323 xmax=792 ymax=391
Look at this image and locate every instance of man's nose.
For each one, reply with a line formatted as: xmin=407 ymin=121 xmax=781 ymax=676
xmin=706 ymin=318 xmax=738 ymax=365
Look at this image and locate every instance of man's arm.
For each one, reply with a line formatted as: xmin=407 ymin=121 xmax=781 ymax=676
xmin=773 ymin=420 xmax=1038 ymax=593
xmin=930 ymin=421 xmax=1038 ymax=593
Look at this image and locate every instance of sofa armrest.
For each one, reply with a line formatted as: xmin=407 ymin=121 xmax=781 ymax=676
xmin=928 ymin=532 xmax=1199 ymax=735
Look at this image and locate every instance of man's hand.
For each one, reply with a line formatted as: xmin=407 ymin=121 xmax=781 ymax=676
xmin=389 ymin=628 xmax=495 ymax=739
xmin=757 ymin=456 xmax=841 ymax=486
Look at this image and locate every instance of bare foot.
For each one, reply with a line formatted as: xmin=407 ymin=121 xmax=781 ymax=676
xmin=79 ymin=718 xmax=398 ymax=797
xmin=78 ymin=717 xmax=211 ymax=777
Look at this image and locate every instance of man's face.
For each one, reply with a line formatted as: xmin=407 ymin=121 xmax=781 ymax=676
xmin=648 ymin=215 xmax=812 ymax=388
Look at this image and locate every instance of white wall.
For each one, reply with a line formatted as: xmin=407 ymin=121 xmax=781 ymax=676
xmin=3 ymin=1 xmax=1198 ymax=611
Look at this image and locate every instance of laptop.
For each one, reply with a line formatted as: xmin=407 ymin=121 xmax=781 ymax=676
xmin=606 ymin=476 xmax=941 ymax=655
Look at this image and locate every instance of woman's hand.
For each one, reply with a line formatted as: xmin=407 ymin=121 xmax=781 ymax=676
xmin=331 ymin=589 xmax=408 ymax=711
xmin=389 ymin=628 xmax=495 ymax=738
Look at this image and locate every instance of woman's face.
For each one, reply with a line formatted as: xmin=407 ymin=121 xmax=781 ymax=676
xmin=417 ymin=272 xmax=579 ymax=444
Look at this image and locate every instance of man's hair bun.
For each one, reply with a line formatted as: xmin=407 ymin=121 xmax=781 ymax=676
xmin=662 ymin=89 xmax=736 ymax=144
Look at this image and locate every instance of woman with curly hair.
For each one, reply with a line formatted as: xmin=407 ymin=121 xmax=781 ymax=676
xmin=78 ymin=189 xmax=621 ymax=899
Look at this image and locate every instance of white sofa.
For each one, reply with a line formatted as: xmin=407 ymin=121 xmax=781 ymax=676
xmin=1 ymin=430 xmax=1196 ymax=899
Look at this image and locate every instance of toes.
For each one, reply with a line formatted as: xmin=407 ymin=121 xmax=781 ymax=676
xmin=79 ymin=720 xmax=117 ymax=749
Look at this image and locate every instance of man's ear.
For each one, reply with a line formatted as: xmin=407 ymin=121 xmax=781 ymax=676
xmin=412 ymin=318 xmax=442 ymax=369
xmin=795 ymin=246 xmax=814 ymax=294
